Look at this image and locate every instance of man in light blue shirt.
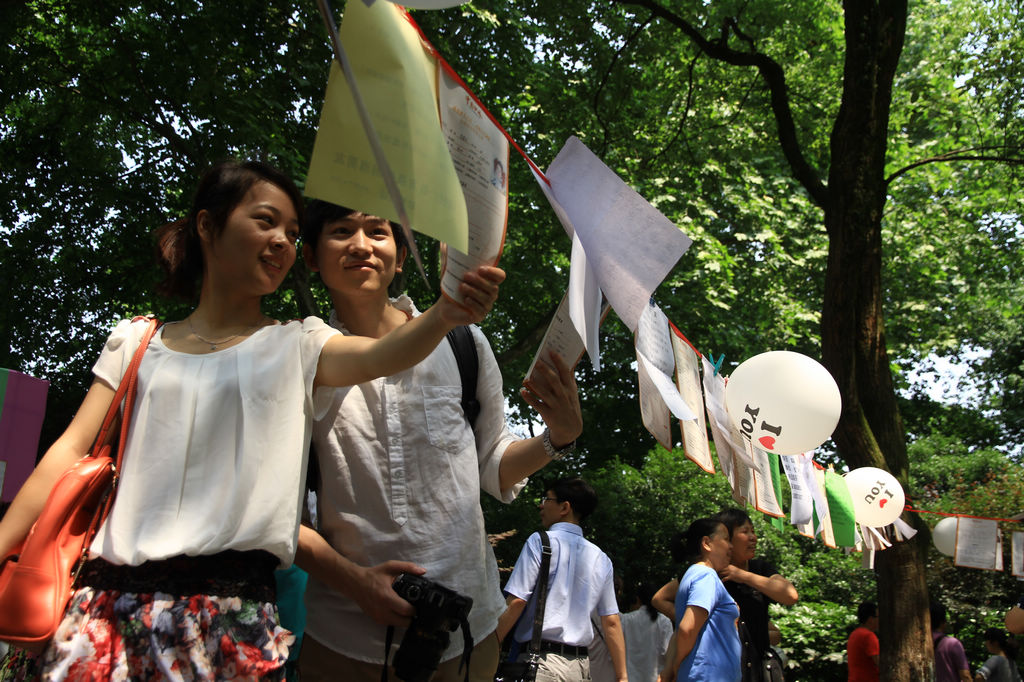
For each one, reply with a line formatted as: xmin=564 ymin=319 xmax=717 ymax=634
xmin=497 ymin=478 xmax=627 ymax=682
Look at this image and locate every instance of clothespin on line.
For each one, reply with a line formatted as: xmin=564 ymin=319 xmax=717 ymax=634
xmin=710 ymin=353 xmax=725 ymax=376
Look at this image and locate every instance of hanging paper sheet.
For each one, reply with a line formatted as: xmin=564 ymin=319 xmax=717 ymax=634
xmin=635 ymin=301 xmax=696 ymax=449
xmin=436 ymin=63 xmax=509 ymax=302
xmin=306 ymin=0 xmax=468 ymax=251
xmin=526 ymin=291 xmax=589 ymax=385
xmin=702 ymin=358 xmax=753 ymax=504
xmin=812 ymin=467 xmax=837 ymax=548
xmin=527 ymin=292 xmax=611 ymax=384
xmin=1012 ymin=531 xmax=1023 ymax=578
xmin=781 ymin=454 xmax=813 ymax=525
xmin=768 ymin=452 xmax=786 ymax=531
xmin=746 ymin=440 xmax=784 ymax=518
xmin=954 ymin=517 xmax=1000 ymax=571
xmin=531 ymin=165 xmax=606 ymax=370
xmin=671 ymin=327 xmax=713 ymax=473
xmin=540 ymin=137 xmax=692 ymax=340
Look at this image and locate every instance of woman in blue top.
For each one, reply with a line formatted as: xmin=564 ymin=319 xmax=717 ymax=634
xmin=663 ymin=518 xmax=741 ymax=682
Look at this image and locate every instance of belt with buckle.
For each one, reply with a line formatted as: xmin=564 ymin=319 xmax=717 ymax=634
xmin=538 ymin=640 xmax=588 ymax=657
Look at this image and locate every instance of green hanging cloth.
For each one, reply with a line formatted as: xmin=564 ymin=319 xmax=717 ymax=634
xmin=824 ymin=469 xmax=857 ymax=547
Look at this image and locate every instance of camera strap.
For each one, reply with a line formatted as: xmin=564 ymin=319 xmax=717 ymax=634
xmin=457 ymin=612 xmax=473 ymax=681
xmin=382 ymin=627 xmax=393 ymax=682
xmin=380 ymin=612 xmax=474 ymax=682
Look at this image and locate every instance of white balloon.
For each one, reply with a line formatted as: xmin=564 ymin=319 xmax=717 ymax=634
xmin=843 ymin=467 xmax=905 ymax=527
xmin=932 ymin=516 xmax=958 ymax=556
xmin=384 ymin=0 xmax=465 ymax=8
xmin=724 ymin=351 xmax=841 ymax=456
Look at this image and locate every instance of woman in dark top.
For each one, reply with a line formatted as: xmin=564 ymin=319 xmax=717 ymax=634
xmin=715 ymin=509 xmax=798 ymax=680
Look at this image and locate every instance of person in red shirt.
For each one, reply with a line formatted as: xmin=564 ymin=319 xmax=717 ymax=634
xmin=848 ymin=601 xmax=880 ymax=682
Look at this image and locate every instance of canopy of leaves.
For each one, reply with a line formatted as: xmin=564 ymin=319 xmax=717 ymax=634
xmin=3 ymin=0 xmax=1019 ymax=472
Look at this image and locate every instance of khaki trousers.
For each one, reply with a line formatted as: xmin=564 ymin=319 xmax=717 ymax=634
xmin=299 ymin=631 xmax=500 ymax=682
xmin=527 ymin=651 xmax=591 ymax=682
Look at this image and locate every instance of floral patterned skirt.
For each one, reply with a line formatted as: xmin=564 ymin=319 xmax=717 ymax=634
xmin=1 ymin=552 xmax=294 ymax=681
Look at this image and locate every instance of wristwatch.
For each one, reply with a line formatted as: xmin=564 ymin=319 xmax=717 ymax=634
xmin=542 ymin=427 xmax=576 ymax=460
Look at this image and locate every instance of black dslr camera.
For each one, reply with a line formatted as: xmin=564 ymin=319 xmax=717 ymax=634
xmin=391 ymin=573 xmax=474 ymax=682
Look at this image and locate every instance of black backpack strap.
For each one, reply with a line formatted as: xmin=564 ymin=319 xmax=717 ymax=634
xmin=446 ymin=325 xmax=480 ymax=428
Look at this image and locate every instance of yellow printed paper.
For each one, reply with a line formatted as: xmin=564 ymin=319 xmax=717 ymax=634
xmin=305 ymin=0 xmax=468 ymax=251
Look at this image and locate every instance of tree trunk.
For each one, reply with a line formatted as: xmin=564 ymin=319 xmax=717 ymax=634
xmin=876 ymin=534 xmax=933 ymax=681
xmin=821 ymin=1 xmax=933 ymax=680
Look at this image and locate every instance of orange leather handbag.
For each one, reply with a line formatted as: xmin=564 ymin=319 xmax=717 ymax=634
xmin=0 ymin=317 xmax=159 ymax=650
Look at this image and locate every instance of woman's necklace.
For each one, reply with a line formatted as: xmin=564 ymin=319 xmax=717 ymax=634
xmin=187 ymin=315 xmax=263 ymax=350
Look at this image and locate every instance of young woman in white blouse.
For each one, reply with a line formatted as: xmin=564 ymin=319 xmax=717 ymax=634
xmin=0 ymin=160 xmax=503 ymax=681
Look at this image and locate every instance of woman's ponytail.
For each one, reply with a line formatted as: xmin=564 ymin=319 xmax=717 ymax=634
xmin=670 ymin=517 xmax=724 ymax=565
xmin=155 ymin=217 xmax=202 ymax=299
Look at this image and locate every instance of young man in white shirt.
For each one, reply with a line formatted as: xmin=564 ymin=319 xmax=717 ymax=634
xmin=498 ymin=477 xmax=627 ymax=682
xmin=296 ymin=201 xmax=583 ymax=681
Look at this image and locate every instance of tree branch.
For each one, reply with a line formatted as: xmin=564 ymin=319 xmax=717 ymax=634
xmin=591 ymin=12 xmax=654 ymax=156
xmin=611 ymin=0 xmax=829 ymax=207
xmin=143 ymin=109 xmax=204 ymax=169
xmin=886 ymin=146 xmax=1024 ymax=185
xmin=644 ymin=52 xmax=700 ymax=169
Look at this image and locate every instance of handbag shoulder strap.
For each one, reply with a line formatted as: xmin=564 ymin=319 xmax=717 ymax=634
xmin=528 ymin=530 xmax=553 ymax=652
xmin=74 ymin=316 xmax=159 ymax=575
xmin=93 ymin=316 xmax=160 ymax=477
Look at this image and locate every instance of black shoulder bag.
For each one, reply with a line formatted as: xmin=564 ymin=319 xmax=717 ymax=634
xmin=738 ymin=621 xmax=786 ymax=682
xmin=494 ymin=531 xmax=552 ymax=682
